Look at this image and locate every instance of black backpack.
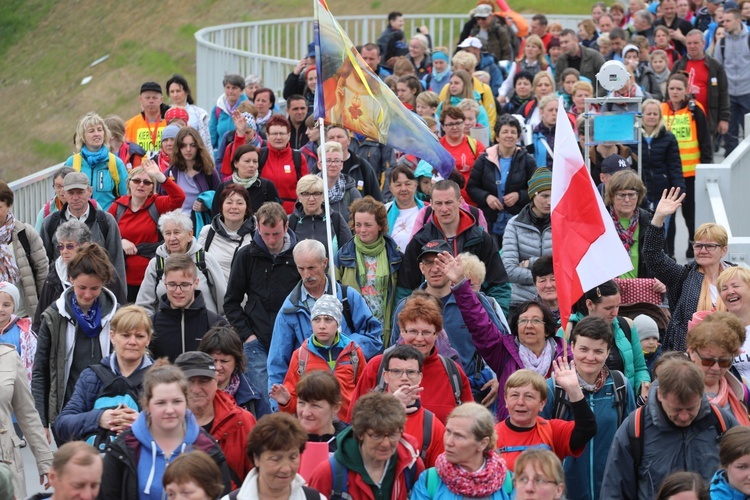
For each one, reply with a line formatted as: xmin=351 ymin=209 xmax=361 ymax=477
xmin=551 ymin=369 xmax=629 ymax=426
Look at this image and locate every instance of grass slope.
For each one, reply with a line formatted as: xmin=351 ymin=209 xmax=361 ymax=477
xmin=0 ymin=0 xmax=588 ymax=181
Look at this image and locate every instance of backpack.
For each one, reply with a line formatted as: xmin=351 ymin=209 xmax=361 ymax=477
xmin=374 ymin=351 xmax=463 ymax=406
xmin=420 ymin=409 xmax=435 ymax=463
xmin=551 ymin=369 xmax=629 ymax=426
xmin=15 ymin=229 xmax=36 ymax=281
xmin=227 ymin=486 xmax=319 ymax=500
xmin=296 ymin=341 xmax=360 ymax=386
xmin=328 ymin=455 xmax=418 ymax=500
xmin=154 ymin=249 xmax=214 ymax=299
xmin=49 ymin=210 xmax=110 ymax=245
xmin=73 ymin=152 xmax=120 ymax=197
xmin=83 ymin=364 xmax=144 ymax=452
xmin=337 ymin=284 xmax=355 ymax=333
xmin=628 ymin=402 xmax=727 ymax=472
xmin=719 ymin=34 xmax=750 ymax=61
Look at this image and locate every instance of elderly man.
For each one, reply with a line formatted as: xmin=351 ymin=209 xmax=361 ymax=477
xmin=45 ymin=442 xmax=102 ymax=500
xmin=176 ymin=351 xmax=256 ymax=490
xmin=601 ymin=357 xmax=738 ymax=499
xmin=632 ymin=9 xmax=655 ymax=44
xmin=267 ymin=239 xmax=383 ymax=392
xmin=39 ymin=172 xmax=126 ymax=295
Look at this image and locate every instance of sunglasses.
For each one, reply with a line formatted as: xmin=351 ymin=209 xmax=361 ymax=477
xmin=57 ymin=243 xmax=78 ymax=251
xmin=130 ymin=178 xmax=154 ymax=186
xmin=695 ymin=352 xmax=733 ymax=368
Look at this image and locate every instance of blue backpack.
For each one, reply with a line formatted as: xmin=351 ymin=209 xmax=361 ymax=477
xmin=328 ymin=455 xmax=418 ymax=499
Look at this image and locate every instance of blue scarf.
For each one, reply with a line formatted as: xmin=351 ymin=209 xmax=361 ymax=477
xmin=80 ymin=145 xmax=110 ymax=167
xmin=71 ymin=295 xmax=102 ymax=338
xmin=387 ymin=197 xmax=425 ymax=235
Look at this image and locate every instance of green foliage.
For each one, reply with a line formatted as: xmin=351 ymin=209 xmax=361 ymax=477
xmin=31 ymin=140 xmax=69 ymax=162
xmin=0 ymin=0 xmax=54 ymax=59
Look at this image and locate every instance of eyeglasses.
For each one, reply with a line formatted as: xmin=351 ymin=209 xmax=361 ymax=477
xmin=53 ymin=183 xmax=65 ymax=191
xmin=402 ymin=329 xmax=436 ymax=338
xmin=300 ymin=192 xmax=323 ymax=198
xmin=514 ymin=476 xmax=559 ymax=488
xmin=268 ymin=132 xmax=289 ymax=137
xmin=518 ymin=318 xmax=545 ymax=326
xmin=57 ymin=243 xmax=78 ymax=251
xmin=130 ymin=178 xmax=154 ymax=186
xmin=326 ymin=159 xmax=343 ymax=165
xmin=165 ymin=282 xmax=194 ymax=291
xmin=365 ymin=430 xmax=402 ymax=442
xmin=385 ymin=369 xmax=421 ymax=379
xmin=614 ymin=191 xmax=638 ymax=200
xmin=692 ymin=243 xmax=722 ymax=252
xmin=443 ymin=121 xmax=464 ymax=128
xmin=695 ymin=351 xmax=733 ymax=368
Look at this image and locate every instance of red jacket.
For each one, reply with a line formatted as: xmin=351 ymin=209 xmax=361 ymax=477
xmin=404 ymin=406 xmax=445 ymax=468
xmin=210 ymin=389 xmax=257 ymax=489
xmin=279 ymin=336 xmax=365 ymax=421
xmin=348 ymin=349 xmax=473 ymax=424
xmin=308 ymin=432 xmax=424 ymax=500
xmin=260 ymin=144 xmax=308 ymax=213
xmin=107 ymin=178 xmax=185 ymax=285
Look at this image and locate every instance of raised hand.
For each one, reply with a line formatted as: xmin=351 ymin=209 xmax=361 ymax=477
xmin=270 ymin=384 xmax=291 ymax=406
xmin=142 ymin=158 xmax=166 ymax=183
xmin=652 ymin=187 xmax=686 ymax=226
xmin=232 ymin=109 xmax=247 ymax=137
xmin=553 ymin=357 xmax=584 ymax=402
xmin=435 ymin=251 xmax=464 ymax=285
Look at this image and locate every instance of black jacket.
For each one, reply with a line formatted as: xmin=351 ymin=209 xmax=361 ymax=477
xmin=212 ymin=178 xmax=280 ymax=216
xmin=223 ymin=230 xmax=300 ymax=347
xmin=342 ymin=150 xmax=384 ymax=201
xmin=150 ymin=291 xmax=228 ymax=362
xmin=467 ymin=146 xmax=537 ymax=227
xmin=671 ymin=54 xmax=730 ymax=134
xmin=640 ymin=127 xmax=686 ymax=204
xmin=288 ymin=201 xmax=353 ymax=256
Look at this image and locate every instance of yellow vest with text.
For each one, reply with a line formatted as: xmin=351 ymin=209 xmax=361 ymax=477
xmin=661 ymin=102 xmax=703 ymax=178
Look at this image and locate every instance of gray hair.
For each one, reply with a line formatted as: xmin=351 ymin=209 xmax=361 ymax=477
xmin=296 ymin=174 xmax=324 ymax=196
xmin=634 ymin=9 xmax=653 ymax=25
xmin=538 ymin=94 xmax=558 ymax=111
xmin=158 ymin=210 xmax=193 ymax=233
xmin=55 ymin=220 xmax=91 ymax=244
xmin=411 ymin=33 xmax=431 ymax=54
xmin=293 ymin=238 xmax=327 ymax=263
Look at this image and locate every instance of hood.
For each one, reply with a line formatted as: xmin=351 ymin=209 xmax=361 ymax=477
xmin=215 ymin=93 xmax=248 ymax=114
xmin=103 ymin=353 xmax=154 ymax=375
xmin=710 ymin=470 xmax=746 ymax=499
xmin=157 ymin=289 xmax=209 ymax=313
xmin=432 ymin=208 xmax=477 ymax=239
xmin=647 ymin=380 xmax=713 ymax=431
xmin=210 ymin=214 xmax=256 ymax=239
xmin=54 ymin=286 xmax=118 ymax=323
xmin=156 ymin=236 xmax=202 ymax=258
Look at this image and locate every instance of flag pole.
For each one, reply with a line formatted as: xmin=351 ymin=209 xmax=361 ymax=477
xmin=318 ymin=118 xmax=337 ymax=291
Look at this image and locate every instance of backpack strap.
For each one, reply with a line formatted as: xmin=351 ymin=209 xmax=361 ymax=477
xmin=302 ymin=486 xmax=320 ymax=500
xmin=204 ymin=227 xmax=216 ymax=252
xmin=107 ymin=153 xmax=120 ymax=197
xmin=88 ymin=364 xmax=118 ymax=387
xmin=422 ymin=206 xmax=433 ymax=225
xmin=709 ymin=403 xmax=728 ymax=434
xmin=616 ymin=316 xmax=632 ymax=343
xmin=610 ymin=369 xmax=629 ymax=426
xmin=15 ymin=229 xmax=36 ymax=280
xmin=94 ymin=211 xmax=110 ymax=242
xmin=292 ymin=149 xmax=304 ymax=179
xmin=329 ymin=455 xmax=351 ymax=500
xmin=628 ymin=406 xmax=645 ymax=471
xmin=438 ymin=354 xmax=463 ymax=406
xmin=72 ymin=153 xmax=83 ymax=172
xmin=421 ymin=409 xmax=433 ymax=463
xmin=551 ymin=376 xmax=570 ymax=420
xmin=115 ymin=204 xmax=127 ymax=222
xmin=339 ymin=285 xmax=355 ymax=333
xmin=426 ymin=467 xmax=439 ymax=498
xmin=194 ymin=249 xmax=214 ymax=290
xmin=297 ymin=342 xmax=310 ymax=376
xmin=467 ymin=136 xmax=478 ymax=157
xmin=404 ymin=463 xmax=418 ymax=497
xmin=349 ymin=347 xmax=359 ymax=386
xmin=43 ymin=200 xmax=52 ymax=218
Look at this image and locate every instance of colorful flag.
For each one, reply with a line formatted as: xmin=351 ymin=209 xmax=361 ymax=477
xmin=550 ymin=97 xmax=633 ymax=329
xmin=313 ymin=0 xmax=455 ymax=177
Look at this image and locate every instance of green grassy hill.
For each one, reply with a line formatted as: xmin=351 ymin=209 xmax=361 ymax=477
xmin=0 ymin=0 xmax=588 ymax=181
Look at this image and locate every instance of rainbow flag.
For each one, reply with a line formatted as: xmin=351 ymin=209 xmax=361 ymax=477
xmin=313 ymin=0 xmax=455 ymax=177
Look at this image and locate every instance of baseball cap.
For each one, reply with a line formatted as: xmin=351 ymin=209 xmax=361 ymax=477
xmin=457 ymin=37 xmax=483 ymax=50
xmin=601 ymin=154 xmax=629 ymax=174
xmin=63 ymin=172 xmax=91 ymax=191
xmin=418 ymin=240 xmax=453 ymax=262
xmin=140 ymin=81 xmax=162 ymax=94
xmin=473 ymin=4 xmax=493 ymax=18
xmin=175 ymin=351 xmax=217 ymax=379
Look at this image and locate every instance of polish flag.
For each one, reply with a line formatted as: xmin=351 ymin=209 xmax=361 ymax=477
xmin=550 ymin=98 xmax=633 ymax=329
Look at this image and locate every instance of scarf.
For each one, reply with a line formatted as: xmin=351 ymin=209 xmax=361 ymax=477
xmin=518 ymin=339 xmax=555 ymax=376
xmin=0 ymin=214 xmax=19 ymax=284
xmin=435 ymin=451 xmax=507 ymax=497
xmin=71 ymin=295 xmax=102 ymax=338
xmin=711 ymin=377 xmax=750 ymax=426
xmin=326 ymin=175 xmax=347 ymax=203
xmin=578 ymin=365 xmax=610 ymax=393
xmin=353 ymin=235 xmax=393 ymax=332
xmin=80 ymin=145 xmax=110 ymax=167
xmin=223 ymin=372 xmax=241 ymax=397
xmin=609 ymin=205 xmax=639 ymax=252
xmin=232 ymin=172 xmax=258 ymax=188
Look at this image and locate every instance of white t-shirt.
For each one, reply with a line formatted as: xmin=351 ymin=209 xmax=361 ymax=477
xmin=733 ymin=325 xmax=750 ymax=382
xmin=391 ymin=206 xmax=420 ymax=252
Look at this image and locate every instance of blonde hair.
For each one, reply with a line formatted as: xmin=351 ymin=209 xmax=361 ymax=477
xmin=519 ymin=35 xmax=549 ymax=69
xmin=694 ymin=223 xmax=728 ymax=247
xmin=533 ymin=72 xmax=556 ymax=95
xmin=452 ymin=51 xmax=478 ymax=72
xmin=317 ymin=141 xmax=343 ymax=158
xmin=447 ymin=403 xmax=497 ymax=451
xmin=717 ymin=266 xmax=750 ymax=291
xmin=459 ymin=252 xmax=486 ymax=285
xmin=296 ymin=174 xmax=324 ymax=196
xmin=416 ymin=91 xmax=440 ymax=108
xmin=126 ymin=167 xmax=157 ymax=196
xmin=75 ymin=112 xmax=112 ymax=152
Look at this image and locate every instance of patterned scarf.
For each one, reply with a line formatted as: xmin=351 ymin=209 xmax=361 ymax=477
xmin=0 ymin=214 xmax=19 ymax=284
xmin=435 ymin=451 xmax=507 ymax=497
xmin=518 ymin=339 xmax=555 ymax=376
xmin=223 ymin=372 xmax=241 ymax=397
xmin=71 ymin=295 xmax=102 ymax=338
xmin=578 ymin=365 xmax=610 ymax=393
xmin=326 ymin=175 xmax=347 ymax=203
xmin=232 ymin=172 xmax=259 ymax=189
xmin=609 ymin=205 xmax=639 ymax=253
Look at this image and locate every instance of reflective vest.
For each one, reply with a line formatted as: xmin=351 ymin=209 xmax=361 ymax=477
xmin=661 ymin=102 xmax=703 ymax=178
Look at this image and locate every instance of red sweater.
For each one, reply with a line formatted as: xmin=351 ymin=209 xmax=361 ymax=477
xmin=495 ymin=416 xmax=580 ymax=472
xmin=107 ymin=178 xmax=185 ymax=285
xmin=260 ymin=144 xmax=309 ymax=213
xmin=348 ymin=350 xmax=473 ymax=424
xmin=404 ymin=406 xmax=445 ymax=468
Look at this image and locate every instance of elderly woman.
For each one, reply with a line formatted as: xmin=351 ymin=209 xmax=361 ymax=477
xmin=33 ymin=244 xmax=119 ymax=439
xmin=136 ymin=209 xmax=227 ymax=315
xmin=309 ymin=392 xmax=424 ymax=499
xmin=100 ymin=360 xmax=231 ymax=499
xmin=502 ymin=168 xmax=553 ymax=307
xmin=686 ymin=312 xmax=750 ymax=425
xmin=541 ymin=316 xmax=637 ymax=500
xmin=407 ymin=33 xmax=432 ymax=78
xmin=166 ymin=74 xmax=212 ymax=152
xmin=317 ymin=142 xmax=361 ymax=222
xmin=109 ymin=159 xmax=186 ymax=301
xmin=643 ymin=188 xmax=733 ymax=351
xmin=289 ymin=174 xmax=352 ymax=257
xmin=0 ymin=181 xmax=48 ymax=320
xmin=467 ymin=115 xmax=537 ymax=249
xmin=718 ymin=267 xmax=750 ymax=379
xmin=294 ymin=370 xmax=349 ymax=452
xmin=54 ymin=305 xmax=154 ymax=445
xmin=209 ymin=73 xmax=247 ymax=159
xmin=199 ymin=185 xmax=256 ymax=281
xmin=385 ymin=165 xmax=425 ymax=252
xmin=514 ymin=449 xmax=566 ymax=500
xmin=35 ymin=166 xmax=74 ymax=232
xmin=412 ymin=403 xmax=511 ymax=499
xmin=213 ymin=144 xmax=279 ymax=215
xmin=565 ymin=280 xmax=651 ymax=395
xmin=64 ymin=112 xmax=129 ymax=211
xmin=336 ymin=196 xmax=401 ymax=346
xmin=199 ymin=325 xmax=269 ymax=418
xmin=228 ymin=413 xmax=323 ymax=499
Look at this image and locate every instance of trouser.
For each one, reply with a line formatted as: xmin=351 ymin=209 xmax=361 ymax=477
xmin=666 ymin=176 xmax=695 ymax=256
xmin=244 ymin=339 xmax=270 ymax=409
xmin=725 ymin=92 xmax=750 ymax=155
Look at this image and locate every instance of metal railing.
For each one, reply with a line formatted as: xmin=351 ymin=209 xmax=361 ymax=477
xmin=9 ymin=164 xmax=62 ymax=227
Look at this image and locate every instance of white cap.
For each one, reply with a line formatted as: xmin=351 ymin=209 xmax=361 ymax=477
xmin=458 ymin=37 xmax=483 ymax=50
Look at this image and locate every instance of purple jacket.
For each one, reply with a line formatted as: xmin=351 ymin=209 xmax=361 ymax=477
xmin=452 ymin=279 xmax=571 ymax=419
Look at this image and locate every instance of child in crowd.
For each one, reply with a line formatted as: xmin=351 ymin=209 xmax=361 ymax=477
xmin=558 ymin=68 xmax=580 ymax=111
xmin=415 ymin=90 xmax=439 ymax=120
xmin=473 ymin=70 xmax=491 ymax=87
xmin=636 ymin=314 xmax=662 ymax=378
xmin=649 ymin=50 xmax=670 ymax=99
xmin=396 ymin=75 xmax=422 ymax=111
xmin=0 ymin=282 xmax=36 ymax=383
xmin=456 ymin=99 xmax=482 ymax=139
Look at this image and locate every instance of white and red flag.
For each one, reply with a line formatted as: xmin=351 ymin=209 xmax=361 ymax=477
xmin=551 ymin=97 xmax=633 ymax=329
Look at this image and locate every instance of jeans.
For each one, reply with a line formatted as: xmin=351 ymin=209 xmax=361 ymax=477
xmin=725 ymin=93 xmax=750 ymax=155
xmin=244 ymin=339 xmax=270 ymax=409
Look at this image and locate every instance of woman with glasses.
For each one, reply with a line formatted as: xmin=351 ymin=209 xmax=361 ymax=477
xmin=309 ymin=392 xmax=425 ymax=500
xmin=513 ymin=449 xmax=565 ymax=500
xmin=411 ymin=403 xmax=511 ymax=499
xmin=643 ymin=188 xmax=733 ymax=351
xmin=317 ymin=142 xmax=361 ymax=223
xmin=109 ymin=159 xmax=185 ymax=302
xmin=289 ymin=174 xmax=352 ymax=257
xmin=686 ymin=311 xmax=750 ymax=425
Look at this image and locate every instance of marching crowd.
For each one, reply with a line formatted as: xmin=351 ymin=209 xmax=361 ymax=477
xmin=2 ymin=0 xmax=750 ymax=498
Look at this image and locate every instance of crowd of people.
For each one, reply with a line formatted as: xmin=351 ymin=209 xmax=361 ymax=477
xmin=2 ymin=0 xmax=750 ymax=498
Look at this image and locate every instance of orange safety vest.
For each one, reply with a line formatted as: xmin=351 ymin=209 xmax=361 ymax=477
xmin=661 ymin=102 xmax=703 ymax=178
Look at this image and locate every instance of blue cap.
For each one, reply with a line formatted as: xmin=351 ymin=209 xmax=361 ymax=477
xmin=307 ymin=42 xmax=316 ymax=59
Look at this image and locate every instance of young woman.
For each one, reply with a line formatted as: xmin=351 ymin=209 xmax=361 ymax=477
xmin=497 ymin=35 xmax=551 ymax=104
xmin=397 ymin=75 xmax=423 ymax=111
xmin=166 ymin=74 xmax=212 ymax=152
xmin=213 ymin=144 xmax=279 ymax=216
xmin=437 ymin=70 xmax=489 ymax=128
xmin=710 ymin=426 xmax=750 ymax=499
